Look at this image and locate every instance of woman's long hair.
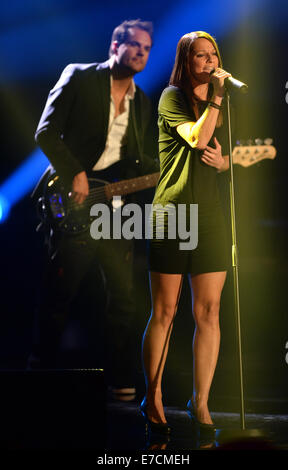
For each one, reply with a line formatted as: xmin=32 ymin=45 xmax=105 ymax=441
xmin=169 ymin=31 xmax=223 ymax=126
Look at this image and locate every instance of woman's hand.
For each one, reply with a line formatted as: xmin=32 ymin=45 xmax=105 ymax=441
xmin=201 ymin=137 xmax=225 ymax=170
xmin=210 ymin=68 xmax=231 ymax=98
xmin=71 ymin=171 xmax=89 ymax=204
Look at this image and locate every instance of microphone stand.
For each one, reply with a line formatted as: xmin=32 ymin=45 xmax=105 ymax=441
xmin=216 ymin=91 xmax=268 ymax=446
xmin=226 ymin=91 xmax=245 ymax=430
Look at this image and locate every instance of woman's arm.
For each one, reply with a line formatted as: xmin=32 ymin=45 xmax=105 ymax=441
xmin=176 ymin=96 xmax=222 ymax=150
xmin=176 ymin=68 xmax=231 ymax=150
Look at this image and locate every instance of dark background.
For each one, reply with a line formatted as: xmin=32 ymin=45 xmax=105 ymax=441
xmin=0 ymin=0 xmax=287 ymax=413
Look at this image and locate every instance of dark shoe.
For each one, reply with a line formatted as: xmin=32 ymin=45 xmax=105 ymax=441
xmin=140 ymin=398 xmax=171 ymax=436
xmin=187 ymin=399 xmax=216 ymax=434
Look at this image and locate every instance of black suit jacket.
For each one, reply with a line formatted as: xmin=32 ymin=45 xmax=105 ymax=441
xmin=35 ymin=61 xmax=158 ymax=185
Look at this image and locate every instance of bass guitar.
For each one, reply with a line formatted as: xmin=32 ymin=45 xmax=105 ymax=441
xmin=38 ymin=143 xmax=276 ymax=234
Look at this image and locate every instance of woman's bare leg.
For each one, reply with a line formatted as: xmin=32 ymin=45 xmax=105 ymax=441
xmin=142 ymin=272 xmax=183 ymax=423
xmin=189 ymin=271 xmax=227 ymax=424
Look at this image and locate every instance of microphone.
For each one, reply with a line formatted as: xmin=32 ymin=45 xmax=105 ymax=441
xmin=225 ymin=76 xmax=248 ymax=94
xmin=209 ymin=69 xmax=248 ymax=94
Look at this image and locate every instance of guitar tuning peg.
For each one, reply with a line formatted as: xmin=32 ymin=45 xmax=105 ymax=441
xmin=246 ymin=138 xmax=254 ymax=146
xmin=264 ymin=137 xmax=273 ymax=145
xmin=254 ymin=138 xmax=263 ymax=145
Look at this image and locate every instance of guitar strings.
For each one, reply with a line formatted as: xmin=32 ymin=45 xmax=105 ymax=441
xmin=66 ymin=186 xmax=108 ymax=209
xmin=65 ymin=185 xmax=131 ymax=209
xmin=62 ymin=180 xmax=157 ymax=210
xmin=52 ymin=172 xmax=159 ymax=211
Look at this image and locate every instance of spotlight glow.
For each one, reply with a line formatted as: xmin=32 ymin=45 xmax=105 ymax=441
xmin=0 ymin=194 xmax=10 ymax=222
xmin=135 ymin=0 xmax=267 ymax=93
xmin=0 ymin=0 xmax=274 ymax=223
xmin=0 ymin=149 xmax=49 ymax=223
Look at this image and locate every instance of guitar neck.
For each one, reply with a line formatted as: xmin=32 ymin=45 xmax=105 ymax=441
xmin=98 ymin=144 xmax=277 ymax=201
xmin=104 ymin=172 xmax=160 ymax=200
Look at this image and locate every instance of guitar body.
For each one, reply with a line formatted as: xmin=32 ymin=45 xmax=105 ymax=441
xmin=40 ymin=164 xmax=160 ymax=234
xmin=42 ymin=174 xmax=113 ymax=234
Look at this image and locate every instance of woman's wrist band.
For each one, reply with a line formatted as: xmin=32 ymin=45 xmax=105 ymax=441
xmin=208 ymin=101 xmax=222 ymax=110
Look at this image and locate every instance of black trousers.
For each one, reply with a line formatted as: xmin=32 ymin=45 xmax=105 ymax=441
xmin=32 ymin=230 xmax=136 ymax=388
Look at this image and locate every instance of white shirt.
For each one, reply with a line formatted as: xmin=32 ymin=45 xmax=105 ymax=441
xmin=92 ymin=75 xmax=136 ymax=171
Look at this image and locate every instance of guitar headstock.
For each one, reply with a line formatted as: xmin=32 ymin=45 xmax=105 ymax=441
xmin=232 ymin=138 xmax=277 ymax=167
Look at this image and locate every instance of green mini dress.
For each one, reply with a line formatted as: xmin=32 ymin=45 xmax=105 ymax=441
xmin=148 ymin=86 xmax=229 ymax=275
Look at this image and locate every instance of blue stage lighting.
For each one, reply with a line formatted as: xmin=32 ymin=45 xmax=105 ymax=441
xmin=0 ymin=149 xmax=49 ymax=223
xmin=0 ymin=194 xmax=10 ymax=223
xmin=0 ymin=0 xmax=274 ymax=223
xmin=135 ymin=0 xmax=266 ymax=93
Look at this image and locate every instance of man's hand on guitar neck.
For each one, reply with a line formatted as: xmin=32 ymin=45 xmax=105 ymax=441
xmin=71 ymin=171 xmax=89 ymax=205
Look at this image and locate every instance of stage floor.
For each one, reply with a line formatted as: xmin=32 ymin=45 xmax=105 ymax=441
xmin=107 ymin=401 xmax=288 ymax=451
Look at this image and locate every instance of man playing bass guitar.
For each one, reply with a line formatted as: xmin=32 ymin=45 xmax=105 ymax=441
xmin=29 ymin=19 xmax=159 ymax=401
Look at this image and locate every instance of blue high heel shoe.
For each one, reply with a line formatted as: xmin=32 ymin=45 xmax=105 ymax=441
xmin=187 ymin=399 xmax=216 ymax=434
xmin=140 ymin=398 xmax=171 ymax=435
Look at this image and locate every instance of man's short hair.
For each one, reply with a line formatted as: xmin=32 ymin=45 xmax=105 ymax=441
xmin=109 ymin=19 xmax=153 ymax=57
